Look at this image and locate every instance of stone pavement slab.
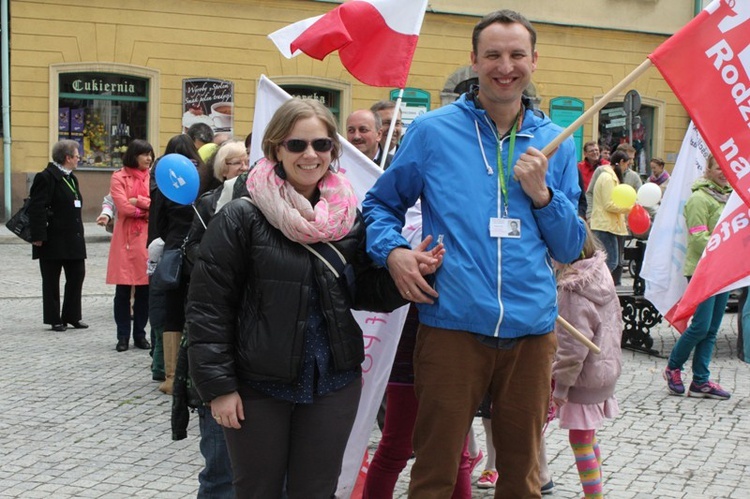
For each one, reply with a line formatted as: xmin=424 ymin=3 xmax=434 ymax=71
xmin=1 ymin=238 xmax=749 ymax=498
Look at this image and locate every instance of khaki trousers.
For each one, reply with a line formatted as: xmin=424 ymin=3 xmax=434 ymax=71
xmin=409 ymin=326 xmax=556 ymax=499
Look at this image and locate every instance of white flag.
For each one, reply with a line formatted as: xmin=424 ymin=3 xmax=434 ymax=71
xmin=641 ymin=122 xmax=708 ymax=316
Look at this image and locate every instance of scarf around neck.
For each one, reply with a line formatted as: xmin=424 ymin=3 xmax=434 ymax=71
xmin=701 ymin=181 xmax=731 ymax=204
xmin=245 ymin=157 xmax=358 ymax=243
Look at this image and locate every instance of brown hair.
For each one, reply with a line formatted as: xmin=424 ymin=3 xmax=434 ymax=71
xmin=650 ymin=157 xmax=665 ymax=168
xmin=262 ymin=98 xmax=342 ymax=164
xmin=122 ymin=139 xmax=155 ymax=169
xmin=472 ymin=10 xmax=536 ymax=54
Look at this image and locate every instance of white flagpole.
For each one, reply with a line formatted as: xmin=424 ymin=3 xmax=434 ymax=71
xmin=380 ymin=88 xmax=404 ymax=169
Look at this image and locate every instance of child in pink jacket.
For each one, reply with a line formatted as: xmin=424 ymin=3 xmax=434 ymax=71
xmin=552 ymin=228 xmax=622 ymax=499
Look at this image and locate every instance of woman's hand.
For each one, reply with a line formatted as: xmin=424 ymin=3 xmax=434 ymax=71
xmin=209 ymin=391 xmax=244 ymax=429
xmin=128 ymin=197 xmax=138 ymax=205
xmin=96 ymin=214 xmax=110 ymax=226
xmin=414 ymin=235 xmax=445 ymax=276
xmin=552 ymin=396 xmax=567 ymax=408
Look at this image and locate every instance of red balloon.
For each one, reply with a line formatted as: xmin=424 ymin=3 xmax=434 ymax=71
xmin=628 ymin=204 xmax=651 ymax=234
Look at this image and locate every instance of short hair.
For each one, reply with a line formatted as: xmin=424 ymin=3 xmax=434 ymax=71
xmin=212 ymin=140 xmax=247 ymax=181
xmin=51 ymin=139 xmax=79 ymax=164
xmin=583 ymin=141 xmax=598 ymax=152
xmin=262 ymin=98 xmax=342 ymax=163
xmin=187 ymin=122 xmax=214 ymax=145
xmin=472 ymin=10 xmax=537 ymax=55
xmin=348 ymin=109 xmax=382 ymax=131
xmin=122 ymin=139 xmax=155 ymax=169
xmin=370 ymin=100 xmax=397 ymax=113
xmin=650 ymin=157 xmax=665 ymax=168
xmin=615 ymin=142 xmax=636 ymax=154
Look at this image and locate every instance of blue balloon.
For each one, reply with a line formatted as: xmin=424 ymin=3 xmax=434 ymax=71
xmin=155 ymin=153 xmax=200 ymax=205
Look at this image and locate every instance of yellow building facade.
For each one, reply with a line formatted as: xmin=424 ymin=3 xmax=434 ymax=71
xmin=2 ymin=0 xmax=696 ymax=218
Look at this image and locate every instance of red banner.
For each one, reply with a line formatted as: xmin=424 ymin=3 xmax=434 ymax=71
xmin=649 ymin=0 xmax=750 ymax=208
xmin=666 ymin=191 xmax=750 ymax=331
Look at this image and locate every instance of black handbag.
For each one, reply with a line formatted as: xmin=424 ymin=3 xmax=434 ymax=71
xmin=151 ymin=248 xmax=184 ymax=291
xmin=5 ymin=198 xmax=33 ymax=243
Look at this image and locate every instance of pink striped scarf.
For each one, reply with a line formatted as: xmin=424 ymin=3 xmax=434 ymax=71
xmin=245 ymin=158 xmax=357 ymax=243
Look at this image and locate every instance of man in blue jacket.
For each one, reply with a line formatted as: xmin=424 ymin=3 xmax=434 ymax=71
xmin=363 ymin=9 xmax=586 ymax=498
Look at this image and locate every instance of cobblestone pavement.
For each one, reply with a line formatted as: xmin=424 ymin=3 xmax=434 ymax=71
xmin=1 ymin=225 xmax=749 ymax=498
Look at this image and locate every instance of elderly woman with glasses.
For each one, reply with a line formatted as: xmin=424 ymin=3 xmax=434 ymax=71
xmin=28 ymin=139 xmax=88 ymax=332
xmin=186 ymin=98 xmax=443 ymax=497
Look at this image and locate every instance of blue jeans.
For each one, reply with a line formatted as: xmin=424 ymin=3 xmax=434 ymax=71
xmin=668 ymin=287 xmax=730 ymax=384
xmin=197 ymin=406 xmax=233 ymax=498
xmin=592 ymin=230 xmax=620 ymax=285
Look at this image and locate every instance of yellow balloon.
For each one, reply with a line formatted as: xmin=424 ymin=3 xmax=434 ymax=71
xmin=611 ymin=184 xmax=637 ymax=209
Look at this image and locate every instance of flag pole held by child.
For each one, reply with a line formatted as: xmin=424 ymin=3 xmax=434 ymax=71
xmin=556 ymin=315 xmax=601 ymax=354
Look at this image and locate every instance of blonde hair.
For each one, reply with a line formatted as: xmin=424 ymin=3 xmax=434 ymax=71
xmin=213 ymin=140 xmax=247 ymax=181
xmin=262 ymin=98 xmax=342 ymax=163
xmin=705 ymin=154 xmax=719 ymax=174
xmin=556 ymin=221 xmax=602 ymax=279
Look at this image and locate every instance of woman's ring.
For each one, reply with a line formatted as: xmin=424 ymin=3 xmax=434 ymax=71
xmin=405 ymin=291 xmax=411 ymax=295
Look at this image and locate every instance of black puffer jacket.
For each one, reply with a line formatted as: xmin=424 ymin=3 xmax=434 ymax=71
xmin=187 ymin=197 xmax=406 ymax=403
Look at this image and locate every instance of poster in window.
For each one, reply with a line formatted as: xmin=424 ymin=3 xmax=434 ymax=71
xmin=182 ymin=78 xmax=234 ymax=135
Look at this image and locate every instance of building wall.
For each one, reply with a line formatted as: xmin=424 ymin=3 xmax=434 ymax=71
xmin=3 ymin=0 xmax=688 ymax=217
xmin=320 ymin=0 xmax=701 ymax=35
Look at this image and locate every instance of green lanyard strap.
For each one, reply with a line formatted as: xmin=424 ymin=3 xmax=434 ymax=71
xmin=62 ymin=176 xmax=79 ymax=199
xmin=496 ymin=117 xmax=519 ymax=218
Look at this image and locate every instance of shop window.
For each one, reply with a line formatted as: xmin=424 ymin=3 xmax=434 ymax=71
xmin=598 ymin=102 xmax=655 ymax=176
xmin=58 ymin=72 xmax=149 ymax=169
xmin=271 ymin=76 xmax=351 ymax=129
xmin=281 ymin=84 xmax=342 ymax=123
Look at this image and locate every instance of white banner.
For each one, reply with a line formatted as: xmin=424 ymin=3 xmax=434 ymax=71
xmin=642 ymin=122 xmax=708 ymax=316
xmin=252 ymin=75 xmax=417 ymax=498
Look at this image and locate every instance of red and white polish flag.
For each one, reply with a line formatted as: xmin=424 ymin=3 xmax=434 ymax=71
xmin=268 ymin=0 xmax=428 ymax=88
xmin=648 ymin=0 xmax=750 ymax=208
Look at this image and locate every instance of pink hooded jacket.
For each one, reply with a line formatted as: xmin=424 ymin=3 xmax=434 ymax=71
xmin=553 ymin=250 xmax=622 ymax=405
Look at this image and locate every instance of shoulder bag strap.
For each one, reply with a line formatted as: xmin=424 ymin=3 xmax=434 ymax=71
xmin=239 ymin=196 xmax=348 ymax=277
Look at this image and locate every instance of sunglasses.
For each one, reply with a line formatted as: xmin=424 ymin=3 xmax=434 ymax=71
xmin=281 ymin=138 xmax=334 ymax=153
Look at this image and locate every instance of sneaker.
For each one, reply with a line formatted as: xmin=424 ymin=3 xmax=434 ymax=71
xmin=663 ymin=367 xmax=684 ymax=395
xmin=477 ymin=470 xmax=498 ymax=488
xmin=467 ymin=449 xmax=484 ymax=475
xmin=688 ymin=380 xmax=731 ymax=400
xmin=541 ymin=480 xmax=555 ymax=495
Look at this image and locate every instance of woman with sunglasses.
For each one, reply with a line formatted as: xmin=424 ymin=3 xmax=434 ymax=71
xmin=186 ymin=98 xmax=443 ymax=497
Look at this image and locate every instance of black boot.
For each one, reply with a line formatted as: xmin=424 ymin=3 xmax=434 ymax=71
xmin=116 ymin=339 xmax=129 ymax=352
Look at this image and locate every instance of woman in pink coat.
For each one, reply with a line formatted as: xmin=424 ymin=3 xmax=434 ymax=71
xmin=106 ymin=139 xmax=154 ymax=352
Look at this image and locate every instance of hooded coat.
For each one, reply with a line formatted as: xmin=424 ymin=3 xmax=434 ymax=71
xmin=552 ymin=251 xmax=622 ymax=405
xmin=363 ymin=93 xmax=586 ymax=339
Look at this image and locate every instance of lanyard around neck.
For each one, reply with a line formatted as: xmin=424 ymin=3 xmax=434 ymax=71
xmin=496 ymin=113 xmax=520 ymax=218
xmin=62 ymin=176 xmax=79 ymax=199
